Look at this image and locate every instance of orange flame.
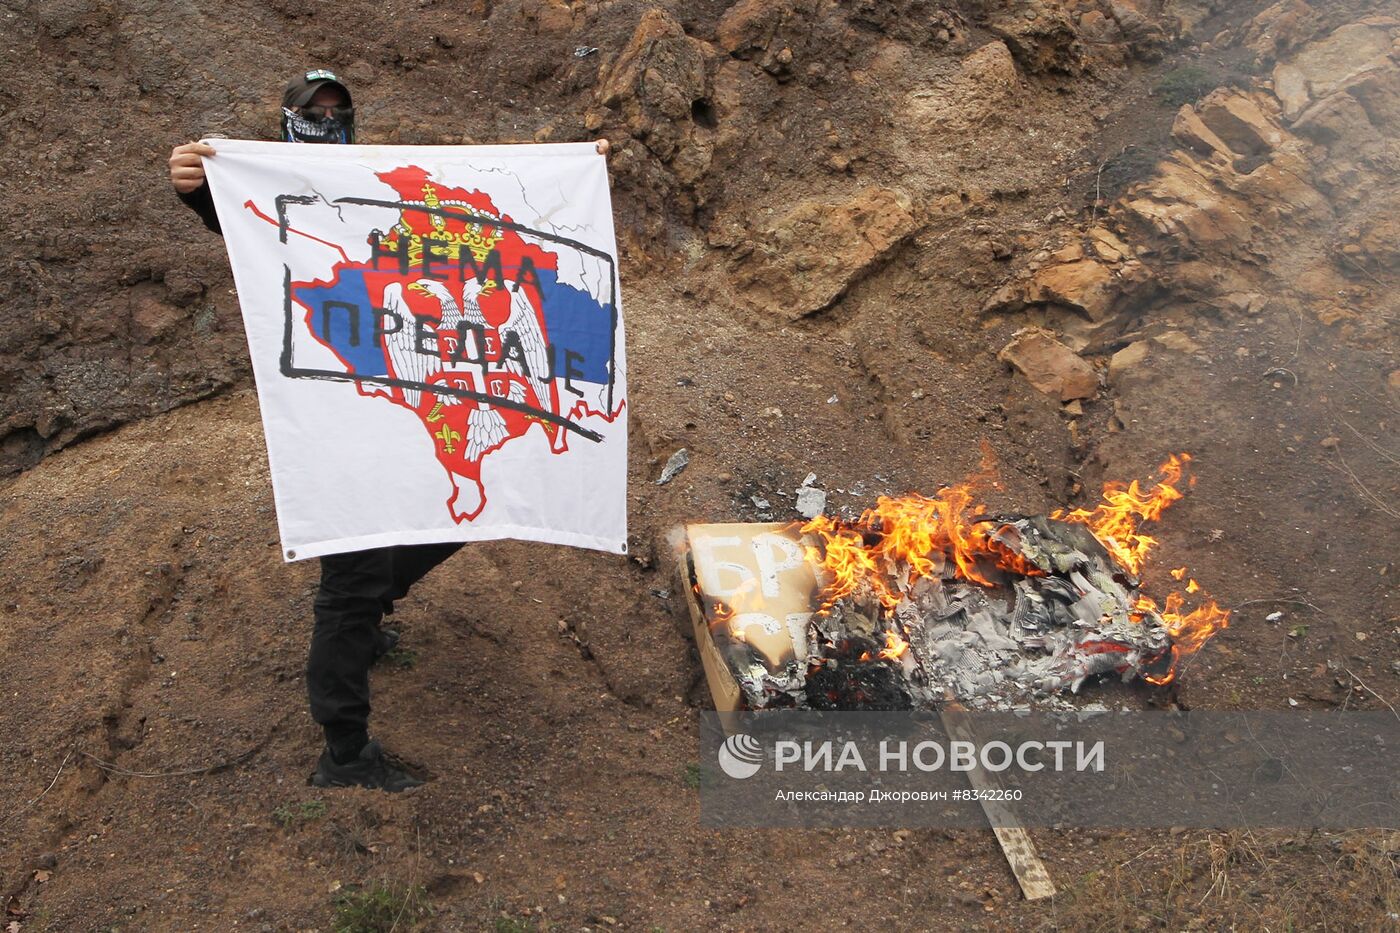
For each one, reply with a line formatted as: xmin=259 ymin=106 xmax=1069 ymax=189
xmin=802 ymin=483 xmax=1041 ymax=611
xmin=1138 ymin=593 xmax=1232 ymax=685
xmin=801 ymin=520 xmax=897 ymax=611
xmin=797 ymin=451 xmax=1231 ymax=687
xmin=856 ymin=632 xmax=911 ymax=664
xmin=1056 ymin=453 xmax=1230 ymax=682
xmin=1053 ymin=453 xmax=1191 ymax=576
xmin=878 ymin=630 xmax=911 ymax=662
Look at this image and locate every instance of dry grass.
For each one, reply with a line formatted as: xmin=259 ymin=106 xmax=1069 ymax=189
xmin=1038 ymin=830 xmax=1399 ymax=931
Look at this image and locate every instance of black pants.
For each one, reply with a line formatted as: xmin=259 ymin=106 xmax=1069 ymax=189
xmin=307 ymin=542 xmax=463 ymax=756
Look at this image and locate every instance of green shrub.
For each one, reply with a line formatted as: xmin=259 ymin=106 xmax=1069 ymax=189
xmin=272 ymin=799 xmax=327 ymax=828
xmin=331 ymin=881 xmax=428 ymax=932
xmin=1153 ymin=65 xmax=1219 ymax=105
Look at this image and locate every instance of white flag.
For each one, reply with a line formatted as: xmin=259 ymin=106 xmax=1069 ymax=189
xmin=202 ymin=140 xmax=627 ymax=559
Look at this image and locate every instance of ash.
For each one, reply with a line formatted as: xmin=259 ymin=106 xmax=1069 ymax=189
xmin=741 ymin=516 xmax=1171 ymax=711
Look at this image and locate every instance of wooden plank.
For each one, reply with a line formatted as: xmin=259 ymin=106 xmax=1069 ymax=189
xmin=989 ymin=825 xmax=1056 ymax=901
xmin=939 ymin=697 xmax=1056 ymax=901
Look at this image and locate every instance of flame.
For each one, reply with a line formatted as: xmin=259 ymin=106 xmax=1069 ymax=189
xmin=878 ymin=630 xmax=910 ymax=662
xmin=797 ymin=451 xmax=1231 ymax=687
xmin=802 ymin=483 xmax=1041 ymax=611
xmin=802 ymin=519 xmax=897 ymax=611
xmin=855 ymin=632 xmax=910 ymax=664
xmin=1053 ymin=453 xmax=1190 ymax=576
xmin=1138 ymin=592 xmax=1232 ymax=685
xmin=1058 ymin=453 xmax=1230 ymax=683
xmin=708 ymin=598 xmax=735 ymax=634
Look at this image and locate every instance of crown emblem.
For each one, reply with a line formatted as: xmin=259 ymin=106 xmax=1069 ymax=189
xmin=382 ymin=181 xmax=503 ymax=269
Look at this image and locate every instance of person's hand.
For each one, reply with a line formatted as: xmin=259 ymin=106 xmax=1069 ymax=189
xmin=169 ymin=141 xmax=216 ymax=193
xmin=594 ymin=138 xmax=610 ymax=156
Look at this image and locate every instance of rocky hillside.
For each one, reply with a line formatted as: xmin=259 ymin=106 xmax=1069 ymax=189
xmin=2 ymin=0 xmax=1398 ymax=930
xmin=1 ymin=0 xmax=1206 ymax=474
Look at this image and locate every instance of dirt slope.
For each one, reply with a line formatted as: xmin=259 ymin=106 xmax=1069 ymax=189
xmin=2 ymin=0 xmax=1398 ymax=929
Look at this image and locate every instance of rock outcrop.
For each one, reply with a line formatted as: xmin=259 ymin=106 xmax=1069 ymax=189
xmin=726 ymin=187 xmax=919 ymax=320
xmin=999 ymin=327 xmax=1101 ymax=400
xmin=967 ymin=0 xmax=1178 ymax=73
xmin=985 ymin=9 xmax=1399 ymax=389
xmin=596 ymin=8 xmax=716 ymax=184
xmin=976 ymin=0 xmax=1089 ymax=74
xmin=904 ymin=39 xmax=1021 ymax=132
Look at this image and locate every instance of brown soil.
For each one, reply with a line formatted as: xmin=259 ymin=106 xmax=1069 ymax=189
xmin=3 ymin=0 xmax=1398 ymax=930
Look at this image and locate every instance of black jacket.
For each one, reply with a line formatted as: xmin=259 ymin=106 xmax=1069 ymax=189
xmin=178 ymin=182 xmax=222 ymax=235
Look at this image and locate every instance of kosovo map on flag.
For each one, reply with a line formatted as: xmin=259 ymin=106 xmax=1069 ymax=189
xmin=288 ymin=166 xmax=622 ymax=522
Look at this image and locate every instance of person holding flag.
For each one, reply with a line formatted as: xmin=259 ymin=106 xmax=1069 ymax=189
xmin=168 ymin=69 xmax=609 ymax=792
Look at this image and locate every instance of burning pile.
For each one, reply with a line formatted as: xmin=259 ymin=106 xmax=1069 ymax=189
xmin=694 ymin=454 xmax=1230 ymax=710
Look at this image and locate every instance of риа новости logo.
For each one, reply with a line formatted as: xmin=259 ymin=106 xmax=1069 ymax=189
xmin=717 ymin=733 xmax=763 ymax=779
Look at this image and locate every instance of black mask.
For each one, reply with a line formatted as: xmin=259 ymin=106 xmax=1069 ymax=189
xmin=282 ymin=107 xmax=354 ymax=144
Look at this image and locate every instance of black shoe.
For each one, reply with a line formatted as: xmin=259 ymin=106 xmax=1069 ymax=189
xmin=372 ymin=627 xmax=400 ymax=662
xmin=311 ymin=740 xmax=423 ymax=792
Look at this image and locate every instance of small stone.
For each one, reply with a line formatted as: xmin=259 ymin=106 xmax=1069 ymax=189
xmin=656 ymin=448 xmax=690 ymax=485
xmin=1223 ymin=292 xmax=1268 ymax=315
xmin=998 ymin=327 xmax=1099 ymax=401
xmin=1087 ymin=226 xmax=1131 ymax=262
xmin=1320 ymin=436 xmax=1341 ymax=449
xmin=1172 ymin=104 xmax=1237 ymax=159
xmin=1153 ymin=331 xmax=1201 ymax=354
xmin=1109 ymin=341 xmax=1152 ymax=387
xmin=1030 ymin=259 xmax=1119 ymax=321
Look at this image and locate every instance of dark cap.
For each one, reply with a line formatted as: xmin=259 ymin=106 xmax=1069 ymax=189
xmin=283 ymin=69 xmax=352 ymax=109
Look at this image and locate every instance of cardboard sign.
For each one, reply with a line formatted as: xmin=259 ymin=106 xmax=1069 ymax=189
xmin=684 ymin=522 xmax=819 ymax=712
